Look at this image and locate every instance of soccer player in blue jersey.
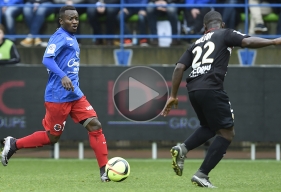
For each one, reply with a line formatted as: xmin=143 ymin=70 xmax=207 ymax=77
xmin=1 ymin=5 xmax=110 ymax=182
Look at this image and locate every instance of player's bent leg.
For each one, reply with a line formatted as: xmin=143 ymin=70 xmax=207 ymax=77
xmin=170 ymin=143 xmax=188 ymax=176
xmin=83 ymin=117 xmax=110 ymax=182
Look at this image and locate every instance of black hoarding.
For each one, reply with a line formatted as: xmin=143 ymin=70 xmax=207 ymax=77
xmin=0 ymin=66 xmax=280 ymax=142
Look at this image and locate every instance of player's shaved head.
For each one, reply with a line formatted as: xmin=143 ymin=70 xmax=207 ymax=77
xmin=59 ymin=5 xmax=76 ymax=18
xmin=203 ymin=11 xmax=224 ymax=30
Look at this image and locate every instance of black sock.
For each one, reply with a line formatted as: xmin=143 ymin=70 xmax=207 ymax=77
xmin=199 ymin=136 xmax=231 ymax=175
xmin=184 ymin=126 xmax=216 ymax=151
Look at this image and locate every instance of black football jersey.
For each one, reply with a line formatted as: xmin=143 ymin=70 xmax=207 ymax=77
xmin=178 ymin=28 xmax=250 ymax=92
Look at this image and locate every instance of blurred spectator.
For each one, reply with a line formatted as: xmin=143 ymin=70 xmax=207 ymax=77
xmin=0 ymin=0 xmax=24 ymax=42
xmin=183 ymin=0 xmax=215 ymax=35
xmin=217 ymin=0 xmax=244 ymax=30
xmin=0 ymin=24 xmax=20 ymax=65
xmin=118 ymin=0 xmax=148 ymax=47
xmin=273 ymin=0 xmax=281 ymax=34
xmin=20 ymin=0 xmax=55 ymax=47
xmin=248 ymin=0 xmax=268 ymax=34
xmin=54 ymin=0 xmax=88 ymax=44
xmin=87 ymin=0 xmax=120 ymax=45
xmin=147 ymin=0 xmax=183 ymax=46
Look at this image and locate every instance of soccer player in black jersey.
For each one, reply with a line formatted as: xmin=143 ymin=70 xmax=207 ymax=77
xmin=161 ymin=10 xmax=281 ymax=188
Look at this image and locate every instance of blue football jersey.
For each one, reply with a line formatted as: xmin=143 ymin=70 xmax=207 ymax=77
xmin=43 ymin=27 xmax=83 ymax=102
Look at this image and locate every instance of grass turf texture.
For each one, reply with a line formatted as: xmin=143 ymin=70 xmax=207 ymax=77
xmin=0 ymin=159 xmax=280 ymax=192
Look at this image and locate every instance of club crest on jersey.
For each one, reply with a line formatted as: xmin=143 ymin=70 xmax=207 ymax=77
xmin=46 ymin=44 xmax=56 ymax=54
xmin=54 ymin=124 xmax=62 ymax=131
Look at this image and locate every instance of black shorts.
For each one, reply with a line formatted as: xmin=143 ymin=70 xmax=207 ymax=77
xmin=188 ymin=89 xmax=234 ymax=131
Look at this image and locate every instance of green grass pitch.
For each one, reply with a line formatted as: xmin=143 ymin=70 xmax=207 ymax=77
xmin=0 ymin=159 xmax=280 ymax=192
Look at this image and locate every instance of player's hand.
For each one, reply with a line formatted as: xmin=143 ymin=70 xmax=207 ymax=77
xmin=61 ymin=76 xmax=74 ymax=91
xmin=161 ymin=97 xmax=178 ymax=117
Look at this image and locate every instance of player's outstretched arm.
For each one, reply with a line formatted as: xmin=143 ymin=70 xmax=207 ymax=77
xmin=241 ymin=37 xmax=281 ymax=48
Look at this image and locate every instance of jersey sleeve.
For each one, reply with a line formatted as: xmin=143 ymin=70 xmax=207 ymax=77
xmin=224 ymin=29 xmax=250 ymax=47
xmin=177 ymin=47 xmax=193 ymax=70
xmin=43 ymin=34 xmax=66 ymax=58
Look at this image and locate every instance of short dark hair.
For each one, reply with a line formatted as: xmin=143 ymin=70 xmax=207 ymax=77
xmin=203 ymin=11 xmax=222 ymax=26
xmin=59 ymin=5 xmax=76 ymax=18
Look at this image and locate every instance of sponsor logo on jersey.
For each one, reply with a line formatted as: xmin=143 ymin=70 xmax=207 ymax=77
xmin=67 ymin=58 xmax=80 ymax=67
xmin=189 ymin=64 xmax=211 ymax=78
xmin=46 ymin=44 xmax=56 ymax=54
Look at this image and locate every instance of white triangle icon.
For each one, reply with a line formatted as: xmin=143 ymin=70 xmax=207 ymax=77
xmin=129 ymin=77 xmax=159 ymax=112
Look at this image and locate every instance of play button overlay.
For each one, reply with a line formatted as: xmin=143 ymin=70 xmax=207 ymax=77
xmin=129 ymin=77 xmax=159 ymax=111
xmin=113 ymin=66 xmax=169 ymax=122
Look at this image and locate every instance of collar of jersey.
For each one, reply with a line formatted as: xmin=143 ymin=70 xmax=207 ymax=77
xmin=205 ymin=28 xmax=219 ymax=34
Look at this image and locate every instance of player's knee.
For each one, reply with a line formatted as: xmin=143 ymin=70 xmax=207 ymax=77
xmin=47 ymin=134 xmax=60 ymax=144
xmin=85 ymin=118 xmax=102 ymax=132
xmin=217 ymin=127 xmax=235 ymax=141
xmin=226 ymin=130 xmax=235 ymax=141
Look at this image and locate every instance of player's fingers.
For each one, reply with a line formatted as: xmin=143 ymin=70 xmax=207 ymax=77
xmin=162 ymin=106 xmax=171 ymax=117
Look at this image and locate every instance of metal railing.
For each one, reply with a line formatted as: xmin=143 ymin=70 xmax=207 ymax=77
xmin=1 ymin=1 xmax=281 ymax=40
xmin=0 ymin=1 xmax=280 ymax=63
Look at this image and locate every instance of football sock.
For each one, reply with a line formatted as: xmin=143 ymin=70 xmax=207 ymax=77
xmin=199 ymin=136 xmax=231 ymax=175
xmin=184 ymin=126 xmax=215 ymax=151
xmin=88 ymin=129 xmax=108 ymax=168
xmin=16 ymin=131 xmax=51 ymax=149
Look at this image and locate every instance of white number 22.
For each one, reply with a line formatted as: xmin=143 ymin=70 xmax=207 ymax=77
xmin=191 ymin=42 xmax=215 ymax=69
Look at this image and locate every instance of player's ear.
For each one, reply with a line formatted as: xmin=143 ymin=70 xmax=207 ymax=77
xmin=59 ymin=17 xmax=63 ymax=25
xmin=204 ymin=24 xmax=207 ymax=32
